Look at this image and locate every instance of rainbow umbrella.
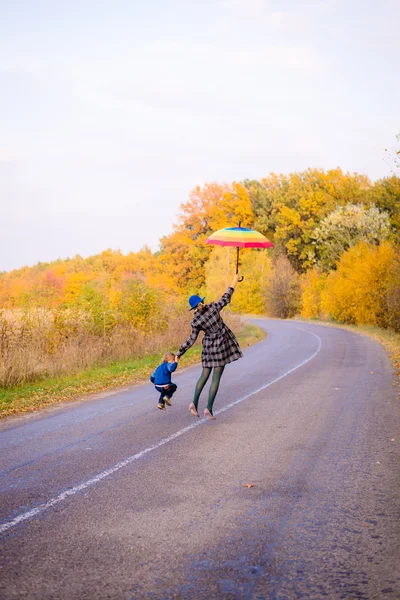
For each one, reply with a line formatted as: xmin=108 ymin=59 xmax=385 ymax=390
xmin=206 ymin=225 xmax=274 ymax=279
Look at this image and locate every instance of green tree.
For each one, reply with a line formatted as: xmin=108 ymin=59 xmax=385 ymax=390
xmin=244 ymin=168 xmax=371 ymax=272
xmin=75 ymin=283 xmax=116 ymax=335
xmin=311 ymin=204 xmax=391 ymax=271
xmin=367 ymin=175 xmax=400 ymax=244
xmin=117 ymin=277 xmax=162 ymax=332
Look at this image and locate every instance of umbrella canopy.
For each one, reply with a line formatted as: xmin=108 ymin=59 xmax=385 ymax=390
xmin=206 ymin=226 xmax=274 ymax=279
xmin=206 ymin=226 xmax=274 ymax=248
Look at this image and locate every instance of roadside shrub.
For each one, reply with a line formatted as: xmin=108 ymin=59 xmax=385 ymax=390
xmin=264 ymin=254 xmax=301 ymax=318
xmin=321 ymin=241 xmax=398 ymax=326
xmin=300 ymin=269 xmax=327 ymax=319
xmin=380 ymin=249 xmax=400 ymax=331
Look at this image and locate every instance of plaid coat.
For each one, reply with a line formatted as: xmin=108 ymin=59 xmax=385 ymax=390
xmin=177 ymin=287 xmax=243 ymax=368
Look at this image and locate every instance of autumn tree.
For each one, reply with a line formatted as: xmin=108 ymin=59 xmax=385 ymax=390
xmin=383 ymin=248 xmax=400 ymax=331
xmin=300 ymin=268 xmax=327 ymax=320
xmin=321 ymin=242 xmax=398 ymax=327
xmin=264 ymin=254 xmax=301 ymax=318
xmin=205 ymin=246 xmax=271 ymax=314
xmin=116 ymin=277 xmax=163 ymax=332
xmin=74 ymin=282 xmax=116 ymax=335
xmin=367 ymin=175 xmax=400 ymax=244
xmin=159 ymin=182 xmax=254 ymax=293
xmin=244 ymin=168 xmax=371 ymax=272
xmin=311 ymin=204 xmax=391 ymax=271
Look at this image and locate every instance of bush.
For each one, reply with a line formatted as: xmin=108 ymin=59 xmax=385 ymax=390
xmin=381 ymin=249 xmax=400 ymax=331
xmin=300 ymin=269 xmax=327 ymax=319
xmin=311 ymin=203 xmax=391 ymax=271
xmin=321 ymin=241 xmax=399 ymax=328
xmin=264 ymin=255 xmax=301 ymax=318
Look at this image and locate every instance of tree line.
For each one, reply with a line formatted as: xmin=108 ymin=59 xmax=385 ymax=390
xmin=1 ymin=167 xmax=399 ymax=330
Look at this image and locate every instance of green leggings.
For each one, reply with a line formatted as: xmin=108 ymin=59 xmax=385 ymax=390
xmin=193 ymin=366 xmax=225 ymax=415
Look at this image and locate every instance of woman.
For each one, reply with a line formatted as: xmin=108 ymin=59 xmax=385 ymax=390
xmin=176 ymin=273 xmax=243 ymax=420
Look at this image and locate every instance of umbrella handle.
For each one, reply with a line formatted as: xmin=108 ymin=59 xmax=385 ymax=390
xmin=235 ymin=247 xmax=244 ymax=282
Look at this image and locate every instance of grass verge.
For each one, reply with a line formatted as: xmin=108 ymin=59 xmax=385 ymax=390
xmin=0 ymin=323 xmax=265 ymax=419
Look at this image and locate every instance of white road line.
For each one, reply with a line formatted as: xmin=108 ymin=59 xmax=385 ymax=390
xmin=0 ymin=326 xmax=322 ymax=535
xmin=216 ymin=327 xmax=322 ymax=416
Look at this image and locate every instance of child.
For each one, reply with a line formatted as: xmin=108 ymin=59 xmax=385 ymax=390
xmin=150 ymin=352 xmax=179 ymax=410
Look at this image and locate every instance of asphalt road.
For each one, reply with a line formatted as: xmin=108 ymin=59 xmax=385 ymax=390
xmin=0 ymin=319 xmax=399 ymax=600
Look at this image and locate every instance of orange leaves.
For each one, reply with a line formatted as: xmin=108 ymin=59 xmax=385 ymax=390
xmin=214 ymin=183 xmax=253 ymax=230
xmin=64 ymin=272 xmax=92 ymax=303
xmin=160 ymin=182 xmax=255 ymax=293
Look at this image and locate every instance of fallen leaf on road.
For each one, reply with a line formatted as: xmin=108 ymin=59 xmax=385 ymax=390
xmin=391 ymin=438 xmax=396 ymax=442
xmin=376 ymin=461 xmax=381 ymax=464
xmin=243 ymin=484 xmax=254 ymax=488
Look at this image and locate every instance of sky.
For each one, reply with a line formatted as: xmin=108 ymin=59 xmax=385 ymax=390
xmin=1 ymin=0 xmax=399 ymax=272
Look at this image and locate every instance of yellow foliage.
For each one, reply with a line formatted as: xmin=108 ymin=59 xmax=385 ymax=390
xmin=300 ymin=269 xmax=327 ymax=319
xmin=64 ymin=272 xmax=91 ymax=304
xmin=321 ymin=242 xmax=397 ymax=325
xmin=7 ymin=280 xmax=26 ymax=306
xmin=1 ymin=170 xmax=397 ymax=332
xmin=255 ymin=168 xmax=373 ymax=270
xmin=214 ymin=183 xmax=254 ymax=230
xmin=108 ymin=288 xmax=121 ymax=308
xmin=279 ymin=205 xmax=302 ymax=227
xmin=205 ymin=246 xmax=272 ymax=314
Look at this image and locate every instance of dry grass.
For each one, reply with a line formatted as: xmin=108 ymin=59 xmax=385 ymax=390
xmin=1 ymin=308 xmax=239 ymax=387
xmin=0 ymin=310 xmax=262 ymax=418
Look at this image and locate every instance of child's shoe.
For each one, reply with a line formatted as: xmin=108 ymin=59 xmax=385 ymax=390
xmin=163 ymin=396 xmax=172 ymax=406
xmin=158 ymin=403 xmax=166 ymax=410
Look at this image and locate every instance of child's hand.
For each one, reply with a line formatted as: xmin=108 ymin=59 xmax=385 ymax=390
xmin=175 ymin=356 xmax=179 ymax=363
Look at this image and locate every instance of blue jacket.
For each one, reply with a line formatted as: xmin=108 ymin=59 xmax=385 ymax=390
xmin=150 ymin=361 xmax=177 ymax=386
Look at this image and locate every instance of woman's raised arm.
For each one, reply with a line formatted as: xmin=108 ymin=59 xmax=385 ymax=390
xmin=215 ymin=274 xmax=240 ymax=311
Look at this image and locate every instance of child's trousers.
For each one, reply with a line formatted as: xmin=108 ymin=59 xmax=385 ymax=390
xmin=155 ymin=383 xmax=177 ymax=405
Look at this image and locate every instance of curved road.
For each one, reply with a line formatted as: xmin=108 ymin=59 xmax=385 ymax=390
xmin=0 ymin=319 xmax=399 ymax=599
